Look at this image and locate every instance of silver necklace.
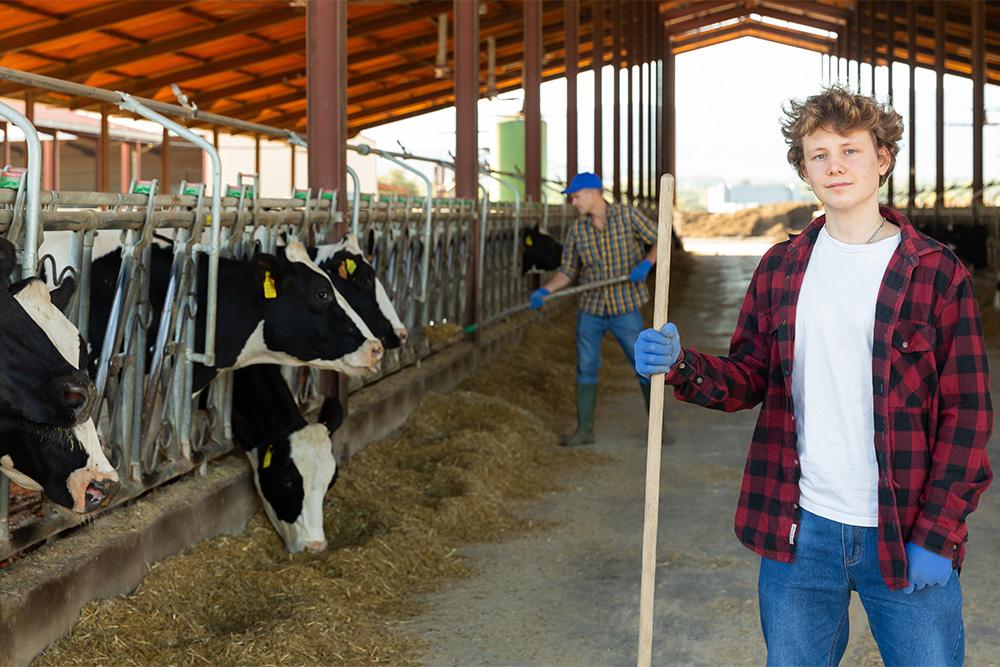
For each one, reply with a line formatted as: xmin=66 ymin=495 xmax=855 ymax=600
xmin=866 ymin=217 xmax=887 ymax=244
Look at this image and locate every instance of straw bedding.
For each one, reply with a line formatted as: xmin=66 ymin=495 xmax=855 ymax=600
xmin=35 ymin=304 xmax=618 ymax=667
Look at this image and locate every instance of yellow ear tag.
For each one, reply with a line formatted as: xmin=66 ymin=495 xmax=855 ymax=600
xmin=346 ymin=258 xmax=357 ymax=275
xmin=262 ymin=445 xmax=273 ymax=469
xmin=263 ymin=270 xmax=277 ymax=299
xmin=525 ymin=235 xmax=534 ymax=247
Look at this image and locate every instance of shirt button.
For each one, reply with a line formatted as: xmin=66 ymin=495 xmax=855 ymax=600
xmin=695 ymin=377 xmax=703 ymax=384
xmin=794 ymin=459 xmax=800 ymax=466
xmin=792 ymin=503 xmax=799 ymax=509
xmin=678 ymin=362 xmax=686 ymax=370
xmin=902 ymin=341 xmax=909 ymax=349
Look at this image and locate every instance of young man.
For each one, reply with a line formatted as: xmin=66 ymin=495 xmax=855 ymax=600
xmin=634 ymin=88 xmax=992 ymax=665
xmin=531 ymin=171 xmax=658 ymax=446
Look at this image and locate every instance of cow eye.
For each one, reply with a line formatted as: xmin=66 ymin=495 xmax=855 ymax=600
xmin=315 ymin=288 xmax=332 ymax=303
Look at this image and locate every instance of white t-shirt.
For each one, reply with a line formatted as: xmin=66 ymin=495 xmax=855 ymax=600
xmin=792 ymin=225 xmax=901 ymax=527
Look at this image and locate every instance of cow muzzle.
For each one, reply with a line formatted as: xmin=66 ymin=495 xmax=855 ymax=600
xmin=303 ymin=539 xmax=328 ymax=553
xmin=69 ymin=469 xmax=120 ymax=513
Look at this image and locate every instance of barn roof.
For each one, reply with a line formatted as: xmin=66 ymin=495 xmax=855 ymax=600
xmin=0 ymin=1 xmax=997 ymax=137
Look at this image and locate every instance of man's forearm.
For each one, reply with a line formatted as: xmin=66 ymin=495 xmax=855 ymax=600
xmin=543 ymin=271 xmax=573 ymax=293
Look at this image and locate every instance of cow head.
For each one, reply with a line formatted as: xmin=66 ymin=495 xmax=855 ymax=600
xmin=246 ymin=420 xmax=339 ymax=553
xmin=0 ymin=276 xmax=119 ymax=513
xmin=0 ymin=239 xmax=95 ymax=428
xmin=313 ymin=235 xmax=407 ymax=349
xmin=237 ymin=241 xmax=384 ymax=375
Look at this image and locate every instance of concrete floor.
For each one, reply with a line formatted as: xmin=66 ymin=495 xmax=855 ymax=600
xmin=405 ymin=242 xmax=1000 ymax=667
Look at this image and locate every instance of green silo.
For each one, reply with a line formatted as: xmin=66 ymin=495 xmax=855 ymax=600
xmin=497 ymin=117 xmax=547 ymax=202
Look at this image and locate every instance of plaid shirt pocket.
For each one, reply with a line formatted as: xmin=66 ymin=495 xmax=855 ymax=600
xmin=890 ymin=319 xmax=938 ymax=410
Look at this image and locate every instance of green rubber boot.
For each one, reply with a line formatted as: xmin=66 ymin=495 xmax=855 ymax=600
xmin=561 ymin=383 xmax=597 ymax=447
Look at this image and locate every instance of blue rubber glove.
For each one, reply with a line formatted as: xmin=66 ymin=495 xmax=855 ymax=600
xmin=634 ymin=323 xmax=681 ymax=377
xmin=529 ymin=287 xmax=550 ymax=310
xmin=630 ymin=259 xmax=653 ymax=283
xmin=903 ymin=542 xmax=954 ymax=594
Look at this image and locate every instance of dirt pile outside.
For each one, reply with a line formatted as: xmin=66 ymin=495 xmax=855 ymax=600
xmin=676 ymin=202 xmax=818 ymax=239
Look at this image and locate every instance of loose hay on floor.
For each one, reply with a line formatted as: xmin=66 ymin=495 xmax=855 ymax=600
xmin=35 ymin=303 xmax=612 ymax=667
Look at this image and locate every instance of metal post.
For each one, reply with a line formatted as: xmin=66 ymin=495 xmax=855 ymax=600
xmin=42 ymin=136 xmax=53 ymax=190
xmin=907 ymin=0 xmax=916 ymax=212
xmin=307 ymin=0 xmax=348 ymax=232
xmin=854 ymin=1 xmax=861 ymax=93
xmin=290 ymin=143 xmax=296 ymax=191
xmin=254 ymin=133 xmax=261 ymax=185
xmin=612 ymin=0 xmax=621 ymax=202
xmin=637 ymin=0 xmax=645 ymax=203
xmin=1 ymin=121 xmax=8 ymax=165
xmin=161 ymin=126 xmax=170 ymax=193
xmin=566 ymin=0 xmax=579 ymax=180
xmin=345 ymin=164 xmax=360 ymax=236
xmin=649 ymin=2 xmax=656 ymax=200
xmin=99 ymin=103 xmax=110 ymax=191
xmin=455 ymin=0 xmax=479 ymax=200
xmin=626 ymin=0 xmax=634 ymax=204
xmin=934 ymin=0 xmax=944 ymax=213
xmin=972 ymin=0 xmax=985 ymax=212
xmin=868 ymin=0 xmax=875 ymax=97
xmin=886 ymin=0 xmax=895 ymax=205
xmin=119 ymin=142 xmax=129 ymax=193
xmin=524 ymin=0 xmax=542 ymax=202
xmin=0 ymin=101 xmax=41 ymax=276
xmin=592 ymin=0 xmax=604 ymax=178
xmin=654 ymin=4 xmax=661 ymax=200
xmin=665 ymin=30 xmax=675 ymax=189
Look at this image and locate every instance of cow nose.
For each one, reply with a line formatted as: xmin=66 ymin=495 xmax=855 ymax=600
xmin=304 ymin=539 xmax=328 ymax=553
xmin=61 ymin=375 xmax=94 ymax=420
xmin=84 ymin=478 xmax=120 ymax=512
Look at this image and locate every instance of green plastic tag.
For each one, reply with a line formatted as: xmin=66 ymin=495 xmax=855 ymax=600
xmin=182 ymin=185 xmax=201 ymax=196
xmin=132 ymin=181 xmax=153 ymax=194
xmin=320 ymin=191 xmax=334 ymax=201
xmin=0 ymin=169 xmax=22 ymax=189
xmin=293 ymin=190 xmax=308 ymax=200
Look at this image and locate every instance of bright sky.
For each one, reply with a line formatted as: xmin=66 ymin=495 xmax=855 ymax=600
xmin=362 ymin=36 xmax=1000 ymax=195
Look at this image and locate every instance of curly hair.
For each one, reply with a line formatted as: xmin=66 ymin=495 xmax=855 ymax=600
xmin=781 ymin=86 xmax=904 ymax=186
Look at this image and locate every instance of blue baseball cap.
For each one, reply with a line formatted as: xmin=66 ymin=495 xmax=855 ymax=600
xmin=561 ymin=172 xmax=604 ymax=194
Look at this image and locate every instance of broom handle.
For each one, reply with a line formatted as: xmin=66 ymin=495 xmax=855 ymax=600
xmin=637 ymin=174 xmax=674 ymax=667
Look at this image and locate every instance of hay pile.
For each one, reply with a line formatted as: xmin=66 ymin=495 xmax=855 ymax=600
xmin=35 ymin=305 xmax=610 ymax=666
xmin=677 ymin=202 xmax=817 ymax=238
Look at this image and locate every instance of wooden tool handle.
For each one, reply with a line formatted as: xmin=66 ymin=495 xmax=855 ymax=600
xmin=637 ymin=173 xmax=674 ymax=667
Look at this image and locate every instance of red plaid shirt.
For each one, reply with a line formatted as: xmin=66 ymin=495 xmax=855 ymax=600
xmin=665 ymin=207 xmax=993 ymax=590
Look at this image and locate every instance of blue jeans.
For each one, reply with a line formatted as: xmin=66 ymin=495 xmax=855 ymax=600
xmin=758 ymin=508 xmax=964 ymax=667
xmin=576 ymin=309 xmax=649 ymax=386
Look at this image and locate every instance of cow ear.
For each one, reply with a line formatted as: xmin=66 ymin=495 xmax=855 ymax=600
xmin=0 ymin=238 xmax=16 ymax=288
xmin=318 ymin=397 xmax=344 ymax=434
xmin=49 ymin=276 xmax=78 ymax=314
xmin=252 ymin=254 xmax=283 ymax=300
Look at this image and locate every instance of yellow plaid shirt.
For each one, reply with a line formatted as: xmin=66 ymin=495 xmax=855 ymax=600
xmin=559 ymin=203 xmax=657 ymax=315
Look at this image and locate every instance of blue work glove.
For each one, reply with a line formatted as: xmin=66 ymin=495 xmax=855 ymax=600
xmin=903 ymin=542 xmax=954 ymax=594
xmin=630 ymin=259 xmax=653 ymax=283
xmin=529 ymin=287 xmax=550 ymax=310
xmin=634 ymin=323 xmax=681 ymax=377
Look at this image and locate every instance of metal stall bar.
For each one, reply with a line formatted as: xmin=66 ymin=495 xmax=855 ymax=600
xmin=0 ymin=100 xmax=41 ymax=276
xmin=0 ymin=100 xmax=41 ymax=561
xmin=350 ymin=144 xmax=433 ymax=330
xmin=117 ymin=93 xmax=222 ymax=368
xmin=479 ymin=170 xmax=522 ymax=313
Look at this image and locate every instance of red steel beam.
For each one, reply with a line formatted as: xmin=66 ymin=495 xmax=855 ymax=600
xmin=593 ymin=0 xmax=604 ymax=178
xmin=524 ymin=0 xmax=542 ymax=202
xmin=566 ymin=0 xmax=579 ymax=180
xmin=454 ymin=0 xmax=479 ymax=200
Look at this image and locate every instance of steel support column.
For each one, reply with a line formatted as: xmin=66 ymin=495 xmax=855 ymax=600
xmin=854 ymin=3 xmax=861 ymax=93
xmin=665 ymin=31 xmax=675 ymax=186
xmin=98 ymin=104 xmax=110 ymax=191
xmin=307 ymin=0 xmax=348 ymax=228
xmin=119 ymin=142 xmax=129 ymax=192
xmin=637 ymin=2 xmax=644 ymax=203
xmin=524 ymin=0 xmax=542 ymax=202
xmin=52 ymin=132 xmax=60 ymax=190
xmin=626 ymin=0 xmax=633 ymax=204
xmin=934 ymin=0 xmax=944 ymax=214
xmin=972 ymin=0 xmax=984 ymax=213
xmin=42 ymin=138 xmax=53 ymax=190
xmin=254 ymin=134 xmax=261 ymax=181
xmin=566 ymin=0 xmax=579 ymax=180
xmin=886 ymin=0 xmax=895 ymax=205
xmin=612 ymin=0 xmax=621 ymax=201
xmin=307 ymin=0 xmax=349 ymax=412
xmin=907 ymin=0 xmax=916 ymax=211
xmin=161 ymin=127 xmax=170 ymax=193
xmin=592 ymin=0 xmax=603 ymax=178
xmin=651 ymin=2 xmax=658 ymax=200
xmin=455 ymin=0 xmax=480 ymax=334
xmin=290 ymin=144 xmax=296 ymax=190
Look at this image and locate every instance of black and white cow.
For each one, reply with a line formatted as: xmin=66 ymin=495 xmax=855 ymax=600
xmin=231 ymin=364 xmax=342 ymax=553
xmin=521 ymin=225 xmax=563 ymax=275
xmin=311 ymin=233 xmax=408 ymax=347
xmin=0 ymin=275 xmax=119 ymax=513
xmin=0 ymin=242 xmax=94 ymax=429
xmin=229 ymin=235 xmax=408 ymax=552
xmin=87 ymin=240 xmax=384 ymax=392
